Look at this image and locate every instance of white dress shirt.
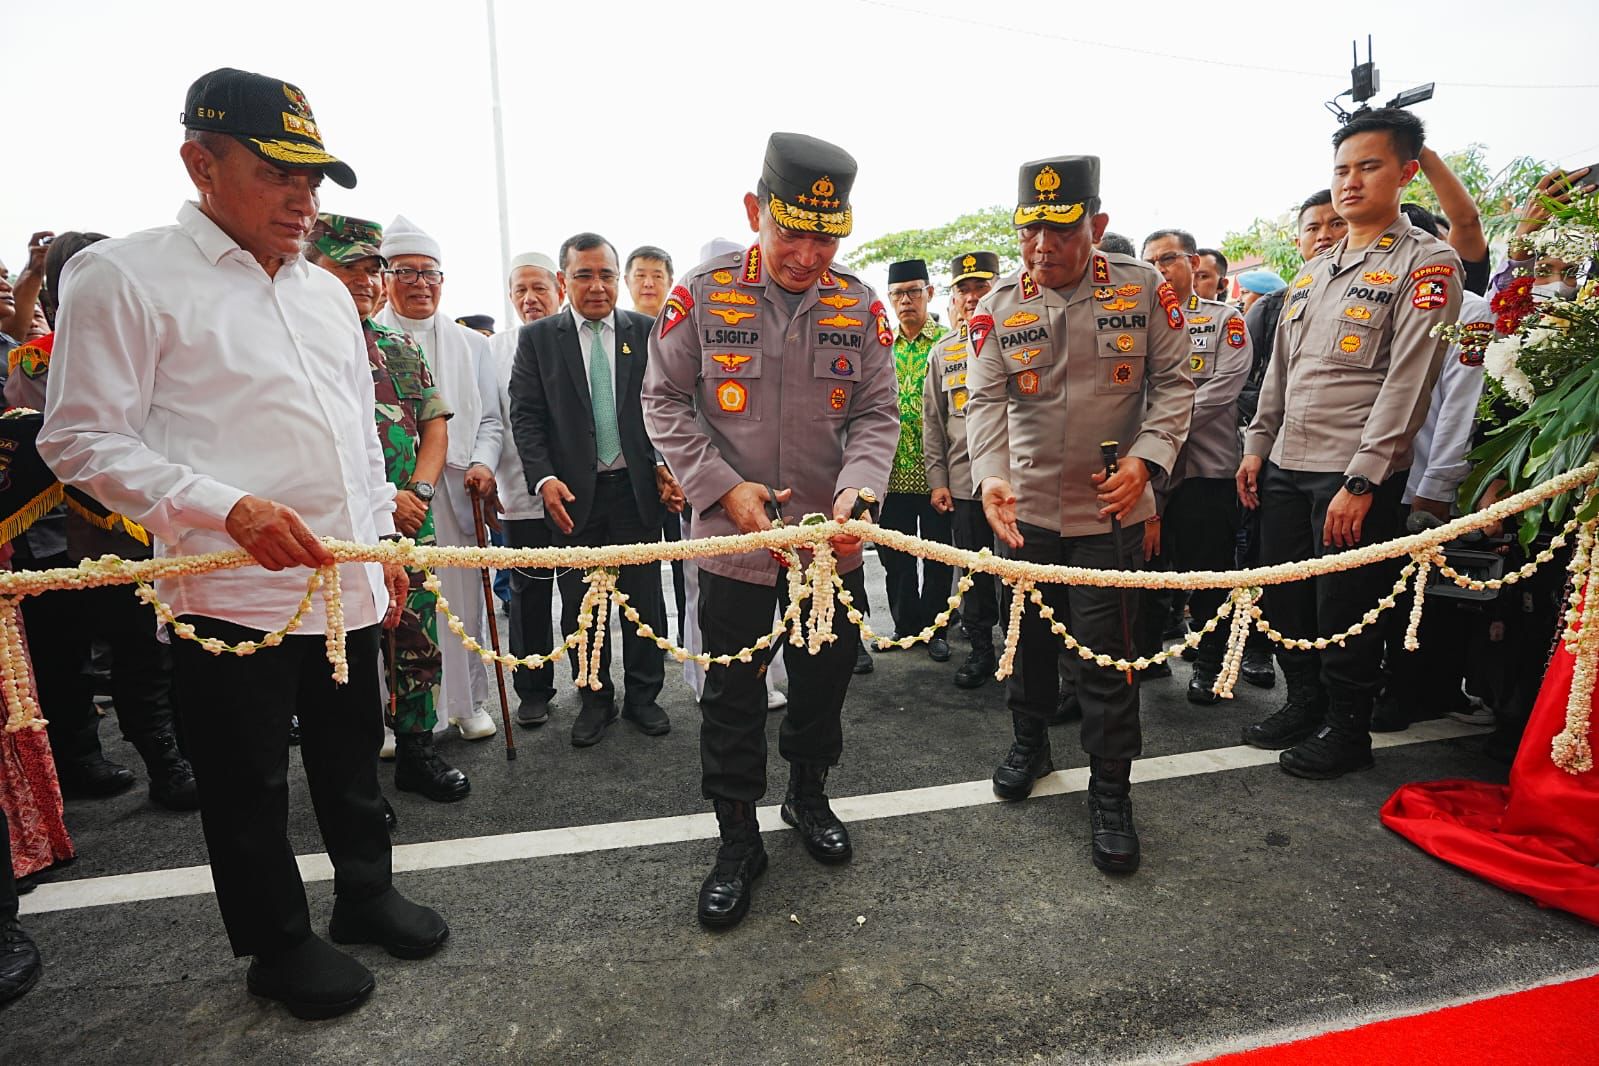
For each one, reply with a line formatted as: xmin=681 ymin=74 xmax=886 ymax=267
xmin=489 ymin=325 xmax=541 ymax=520
xmin=1405 ymin=290 xmax=1491 ymax=506
xmin=38 ymin=201 xmax=396 ymax=633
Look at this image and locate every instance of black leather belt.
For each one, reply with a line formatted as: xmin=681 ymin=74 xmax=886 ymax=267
xmin=596 ymin=468 xmax=630 ymax=482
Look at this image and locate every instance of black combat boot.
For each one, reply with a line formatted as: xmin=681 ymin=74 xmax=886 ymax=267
xmin=1087 ymin=756 xmax=1140 ymax=874
xmin=1279 ymin=694 xmax=1376 ymax=779
xmin=1187 ymin=663 xmax=1222 ymax=706
xmin=1241 ymin=658 xmax=1327 ymax=750
xmin=133 ymin=731 xmax=200 ymax=811
xmin=698 ymin=800 xmax=767 ymax=929
xmin=394 ymin=731 xmax=471 ymax=802
xmin=954 ymin=631 xmax=996 ymax=690
xmin=992 ymin=711 xmax=1054 ymax=800
xmin=780 ymin=763 xmax=852 ymax=864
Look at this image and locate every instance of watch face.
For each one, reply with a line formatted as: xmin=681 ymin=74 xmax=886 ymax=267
xmin=413 ymin=482 xmax=434 ymax=501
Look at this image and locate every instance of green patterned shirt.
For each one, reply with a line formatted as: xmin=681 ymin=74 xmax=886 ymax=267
xmin=364 ymin=319 xmax=452 ymax=541
xmin=889 ymin=318 xmax=948 ymax=494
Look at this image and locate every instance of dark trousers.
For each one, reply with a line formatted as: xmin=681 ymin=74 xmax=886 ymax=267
xmin=1165 ymin=477 xmax=1242 ymax=668
xmin=554 ymin=472 xmax=665 ymax=708
xmin=1258 ymin=462 xmax=1406 ymax=702
xmin=1237 ymin=495 xmax=1274 ymax=656
xmin=950 ymin=498 xmax=998 ymax=644
xmin=662 ymin=510 xmax=687 ymax=641
xmin=504 ymin=518 xmax=557 ymax=706
xmin=1007 ymin=523 xmax=1143 ymax=759
xmin=879 ymin=491 xmax=954 ymax=637
xmin=17 ymin=551 xmax=177 ymax=771
xmin=172 ymin=619 xmax=390 ymax=959
xmin=0 ymin=809 xmax=15 ymax=925
xmin=697 ymin=566 xmax=866 ymax=802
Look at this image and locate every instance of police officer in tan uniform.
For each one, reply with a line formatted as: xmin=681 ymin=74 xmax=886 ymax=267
xmin=1139 ymin=228 xmax=1252 ymax=704
xmin=966 ymin=156 xmax=1193 ymax=874
xmin=643 ymin=133 xmax=899 ymax=928
xmin=1238 ymin=108 xmax=1461 ymax=779
xmin=923 ymin=250 xmax=1002 ymax=688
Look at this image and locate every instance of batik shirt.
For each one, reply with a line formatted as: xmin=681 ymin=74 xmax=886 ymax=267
xmin=364 ymin=319 xmax=452 ymax=540
xmin=888 ymin=318 xmax=947 ymax=494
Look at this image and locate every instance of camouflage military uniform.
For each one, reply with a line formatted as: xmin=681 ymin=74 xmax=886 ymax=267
xmin=366 ymin=319 xmax=453 ymax=734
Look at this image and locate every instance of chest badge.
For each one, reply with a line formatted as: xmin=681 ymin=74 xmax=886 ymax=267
xmin=1011 ymin=346 xmax=1043 ymax=366
xmin=1338 ymin=334 xmax=1363 ymax=354
xmin=1362 ymin=270 xmax=1397 ymax=286
xmin=712 ymin=353 xmax=752 ymax=373
xmin=1003 ymin=310 xmax=1039 ymax=327
xmin=819 ymin=313 xmax=862 ymax=328
xmin=818 ymin=293 xmax=859 ymax=310
xmin=709 ymin=308 xmax=756 ymax=325
xmin=1113 ymin=334 xmax=1135 ymax=353
xmin=1189 ymin=353 xmax=1206 ymax=373
xmin=712 ymin=269 xmax=734 ymax=285
xmin=1017 ymin=369 xmax=1041 ymax=395
xmin=1101 ymin=298 xmax=1138 ymax=312
xmin=1225 ymin=317 xmax=1246 ymax=349
xmin=716 ymin=380 xmax=748 ymax=412
xmin=831 ymin=355 xmax=854 ymax=376
xmin=1343 ymin=305 xmax=1373 ymax=321
xmin=829 ymin=386 xmax=847 ymax=411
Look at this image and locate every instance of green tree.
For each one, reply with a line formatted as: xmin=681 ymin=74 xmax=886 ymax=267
xmin=1403 ymin=143 xmax=1553 ymax=243
xmin=847 ymin=206 xmax=1020 ymax=277
xmin=1221 ymin=209 xmax=1301 ymax=284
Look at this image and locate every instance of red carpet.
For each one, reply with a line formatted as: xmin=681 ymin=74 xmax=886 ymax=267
xmin=1201 ymin=973 xmax=1599 ymax=1064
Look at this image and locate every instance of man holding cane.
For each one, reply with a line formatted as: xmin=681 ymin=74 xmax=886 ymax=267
xmin=965 ymin=156 xmax=1193 ymax=874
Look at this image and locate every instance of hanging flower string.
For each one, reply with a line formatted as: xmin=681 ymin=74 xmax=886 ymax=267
xmin=1552 ymin=519 xmax=1599 ymax=773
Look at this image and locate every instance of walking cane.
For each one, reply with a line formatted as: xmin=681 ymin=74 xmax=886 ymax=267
xmin=1099 ymin=441 xmax=1137 ymax=687
xmin=387 ymin=627 xmax=399 ymax=725
xmin=471 ymin=489 xmax=517 ymax=761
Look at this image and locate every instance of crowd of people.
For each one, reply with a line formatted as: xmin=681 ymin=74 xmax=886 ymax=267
xmin=0 ymin=63 xmax=1592 ymax=1019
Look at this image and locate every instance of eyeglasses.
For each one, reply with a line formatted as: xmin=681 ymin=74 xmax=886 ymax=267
xmin=1146 ymin=252 xmax=1191 ymax=269
xmin=386 ymin=267 xmax=445 ymax=285
xmin=887 ymin=287 xmax=929 ymax=301
xmin=568 ymin=270 xmax=619 ymax=284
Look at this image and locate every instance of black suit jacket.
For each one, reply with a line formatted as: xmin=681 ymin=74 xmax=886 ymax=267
xmin=509 ymin=308 xmax=664 ymax=538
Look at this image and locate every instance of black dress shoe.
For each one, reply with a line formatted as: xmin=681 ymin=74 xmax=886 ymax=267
xmin=247 ymin=934 xmax=373 ymax=1020
xmin=992 ymin=738 xmax=1053 ymax=800
xmin=779 ymin=763 xmax=852 ymax=864
xmin=1240 ymin=648 xmax=1276 ymax=689
xmin=927 ymin=636 xmax=951 ymax=663
xmin=1088 ymin=757 xmax=1140 ymax=874
xmin=571 ymin=700 xmax=619 ymax=747
xmin=383 ymin=798 xmax=397 ymax=833
xmin=953 ymin=647 xmax=995 ymax=689
xmin=1280 ymin=724 xmax=1375 ymax=780
xmin=57 ymin=756 xmax=136 ymax=799
xmin=622 ymin=701 xmax=671 ymax=736
xmin=329 ymin=887 xmax=449 ymax=960
xmin=0 ymin=920 xmax=42 ymax=1008
xmin=698 ymin=800 xmax=767 ymax=929
xmin=853 ymin=643 xmax=874 ymax=675
xmin=394 ymin=732 xmax=470 ymax=803
xmin=136 ymin=732 xmax=200 ymax=811
xmin=515 ymin=699 xmax=550 ymax=727
xmin=1187 ymin=666 xmax=1221 ymax=706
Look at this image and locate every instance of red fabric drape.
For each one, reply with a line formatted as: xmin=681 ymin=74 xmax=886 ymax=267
xmin=1382 ymin=639 xmax=1599 ymax=924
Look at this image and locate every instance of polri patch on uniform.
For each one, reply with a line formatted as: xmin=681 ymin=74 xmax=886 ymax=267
xmin=1116 ymin=283 xmax=1143 ymax=298
xmin=819 ymin=269 xmax=836 ymax=287
xmin=1020 ymin=273 xmax=1040 ymax=301
xmin=969 ymin=314 xmax=994 ymax=355
xmin=829 ymin=386 xmax=847 ymax=411
xmin=818 ymin=293 xmax=859 ymax=310
xmin=1226 ymin=317 xmax=1246 ymax=348
xmin=1293 ymin=273 xmax=1314 ymax=289
xmin=716 ymin=380 xmax=748 ymax=412
xmin=1113 ymin=334 xmax=1135 ymax=353
xmin=712 ymin=269 xmax=734 ymax=285
xmin=1010 ymin=346 xmax=1044 ymax=366
xmin=1101 ymin=297 xmax=1138 ymax=312
xmin=1375 ymin=234 xmax=1397 ymax=250
xmin=1157 ymin=281 xmax=1183 ymax=329
xmin=711 ymin=353 xmax=754 ymax=373
xmin=1411 ymin=264 xmax=1456 ymax=281
xmin=1458 ymin=320 xmax=1493 ymax=366
xmin=710 ymin=289 xmax=757 ymax=306
xmin=1343 ymin=305 xmax=1373 ymax=321
xmin=870 ymin=300 xmax=893 ymax=346
xmin=830 ymin=355 xmax=854 ymax=376
xmin=1093 ymin=287 xmax=1115 ymax=300
xmin=1189 ymin=353 xmax=1206 ymax=373
xmin=1003 ymin=310 xmax=1039 ymax=327
xmin=819 ymin=313 xmax=862 ymax=329
xmin=1188 ymin=314 xmax=1212 ymax=325
xmin=1412 ymin=279 xmax=1448 ymax=310
xmin=742 ymin=245 xmax=763 ymax=284
xmin=660 ymin=285 xmax=694 ymax=337
xmin=709 ymin=308 xmax=756 ymax=325
xmin=1338 ymin=333 xmax=1362 ymax=354
xmin=1363 ymin=269 xmax=1397 ymax=286
xmin=1092 ymin=254 xmax=1110 ymax=285
xmin=952 ymin=387 xmax=969 ymax=412
xmin=1185 ymin=293 xmax=1200 ymax=311
xmin=1017 ymin=369 xmax=1041 ymax=395
xmin=1111 ymin=362 xmax=1135 ymax=386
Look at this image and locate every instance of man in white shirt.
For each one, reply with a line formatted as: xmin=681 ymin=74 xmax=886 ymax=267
xmin=490 ymin=251 xmax=566 ymax=726
xmin=37 ymin=67 xmax=446 ymax=1021
xmin=375 ymin=216 xmax=503 ymax=742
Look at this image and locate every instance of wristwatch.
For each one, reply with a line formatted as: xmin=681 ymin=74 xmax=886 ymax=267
xmin=1344 ymin=475 xmax=1372 ymax=496
xmin=410 ymin=480 xmax=435 ymax=502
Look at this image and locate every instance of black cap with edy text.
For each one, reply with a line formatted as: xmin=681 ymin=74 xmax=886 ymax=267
xmin=182 ymin=67 xmax=356 ymax=189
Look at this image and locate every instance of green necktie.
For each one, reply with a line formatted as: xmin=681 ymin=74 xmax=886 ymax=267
xmin=588 ymin=320 xmax=622 ymax=465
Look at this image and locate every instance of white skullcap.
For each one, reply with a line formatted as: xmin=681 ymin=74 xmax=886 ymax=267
xmin=508 ymin=252 xmax=558 ymax=280
xmin=380 ymin=214 xmax=442 ymax=263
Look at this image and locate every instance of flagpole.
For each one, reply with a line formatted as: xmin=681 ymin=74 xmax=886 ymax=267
xmin=485 ymin=0 xmax=513 ymax=325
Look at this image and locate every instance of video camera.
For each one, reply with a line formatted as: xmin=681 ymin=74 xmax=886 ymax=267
xmin=1325 ymin=37 xmax=1436 ymax=124
xmin=1404 ymin=511 xmax=1507 ymax=603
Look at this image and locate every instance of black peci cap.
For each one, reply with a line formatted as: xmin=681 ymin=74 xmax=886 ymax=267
xmin=760 ymin=132 xmax=857 ymax=237
xmin=1013 ymin=155 xmax=1099 ymax=229
xmin=949 ymin=251 xmax=999 ymax=283
xmin=182 ymin=67 xmax=356 ymax=189
xmin=886 ymin=259 xmax=929 ymax=284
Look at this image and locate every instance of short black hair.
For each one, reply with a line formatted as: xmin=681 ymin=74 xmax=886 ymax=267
xmin=1332 ymin=107 xmax=1425 ymax=162
xmin=559 ymin=232 xmax=619 ymax=271
xmin=1098 ymin=232 xmax=1135 ymax=256
xmin=1141 ymin=228 xmax=1197 ymax=255
xmin=1196 ymin=248 xmax=1228 ymax=277
xmin=42 ymin=231 xmax=110 ymax=306
xmin=1400 ymin=202 xmax=1441 ymax=238
xmin=1297 ymin=188 xmax=1333 ymax=223
xmin=625 ymin=245 xmax=673 ymax=277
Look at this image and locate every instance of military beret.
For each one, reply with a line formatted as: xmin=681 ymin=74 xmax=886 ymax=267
xmin=760 ymin=132 xmax=857 ymax=238
xmin=310 ymin=213 xmax=385 ymax=265
xmin=1237 ymin=270 xmax=1287 ymax=295
xmin=949 ymin=251 xmax=999 ymax=283
xmin=182 ymin=67 xmax=355 ymax=189
xmin=886 ymin=259 xmax=929 ymax=284
xmin=1014 ymin=155 xmax=1099 ymax=229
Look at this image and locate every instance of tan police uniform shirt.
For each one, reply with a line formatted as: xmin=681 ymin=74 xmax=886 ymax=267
xmin=1176 ymin=292 xmax=1252 ymax=482
xmin=921 ymin=321 xmax=976 ymax=499
xmin=643 ymin=245 xmax=900 ymax=585
xmin=1244 ymin=216 xmax=1462 ymax=484
xmin=965 ymin=252 xmax=1195 ymax=536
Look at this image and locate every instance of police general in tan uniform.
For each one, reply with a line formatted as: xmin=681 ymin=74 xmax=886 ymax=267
xmin=1238 ymin=108 xmax=1461 ymax=781
xmin=923 ymin=250 xmax=1002 ymax=688
xmin=966 ymin=156 xmax=1193 ymax=874
xmin=643 ymin=132 xmax=899 ymax=928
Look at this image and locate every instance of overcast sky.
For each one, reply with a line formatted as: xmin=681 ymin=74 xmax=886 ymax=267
xmin=7 ymin=0 xmax=1599 ymax=324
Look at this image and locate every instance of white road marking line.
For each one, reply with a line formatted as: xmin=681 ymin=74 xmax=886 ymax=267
xmin=20 ymin=720 xmax=1482 ymax=916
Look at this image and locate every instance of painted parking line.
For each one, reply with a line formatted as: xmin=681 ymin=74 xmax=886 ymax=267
xmin=20 ymin=719 xmax=1482 ymax=916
